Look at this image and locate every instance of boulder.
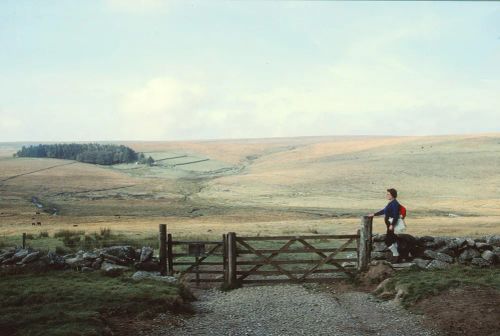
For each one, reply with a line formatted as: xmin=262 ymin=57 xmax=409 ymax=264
xmin=99 ymin=246 xmax=136 ymax=261
xmin=65 ymin=255 xmax=85 ymax=267
xmin=12 ymin=249 xmax=29 ymax=261
xmin=21 ymin=251 xmax=40 ymax=264
xmin=371 ymin=251 xmax=389 ymax=260
xmin=418 ymin=236 xmax=435 ymax=243
xmin=412 ymin=258 xmax=430 ymax=269
xmin=475 ymin=243 xmax=493 ymax=251
xmin=471 ymin=257 xmax=490 ymax=267
xmin=444 ymin=239 xmax=460 ymax=250
xmin=394 ymin=283 xmax=409 ymax=303
xmin=481 ymin=250 xmax=496 ymax=263
xmin=465 ymin=238 xmax=476 ymax=248
xmin=131 ymin=271 xmax=177 ymax=283
xmin=140 ymin=247 xmax=154 ymax=262
xmin=101 ymin=261 xmax=128 ymax=277
xmin=426 ymin=260 xmax=451 ymax=270
xmin=486 ymin=235 xmax=500 ymax=247
xmin=100 ymin=253 xmax=128 ymax=265
xmin=493 ymin=247 xmax=500 ymax=261
xmin=423 ymin=250 xmax=453 ymax=263
xmin=437 ymin=246 xmax=456 ymax=257
xmin=378 ymin=291 xmax=396 ymax=300
xmin=453 ymin=238 xmax=467 ymax=248
xmin=92 ymin=257 xmax=103 ymax=270
xmin=83 ymin=252 xmax=98 ymax=260
xmin=0 ymin=250 xmax=15 ymax=261
xmin=424 ymin=238 xmax=446 ymax=249
xmin=81 ymin=267 xmax=94 ymax=272
xmin=45 ymin=252 xmax=66 ymax=268
xmin=361 ymin=261 xmax=394 ymax=284
xmin=458 ymin=248 xmax=480 ymax=264
xmin=373 ymin=278 xmax=392 ymax=292
xmin=391 ymin=262 xmax=416 ymax=270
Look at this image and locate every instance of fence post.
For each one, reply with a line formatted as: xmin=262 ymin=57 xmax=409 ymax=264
xmin=159 ymin=224 xmax=167 ymax=275
xmin=227 ymin=232 xmax=237 ymax=288
xmin=358 ymin=216 xmax=373 ymax=271
xmin=22 ymin=232 xmax=26 ymax=249
xmin=222 ymin=233 xmax=228 ymax=285
xmin=167 ymin=233 xmax=173 ymax=276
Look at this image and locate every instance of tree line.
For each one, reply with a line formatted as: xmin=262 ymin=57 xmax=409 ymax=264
xmin=14 ymin=143 xmax=155 ymax=166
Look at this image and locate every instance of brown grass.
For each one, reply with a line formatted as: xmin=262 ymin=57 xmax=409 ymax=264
xmin=1 ymin=134 xmax=499 ymax=242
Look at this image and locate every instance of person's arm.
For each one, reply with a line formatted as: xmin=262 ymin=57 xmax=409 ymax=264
xmin=373 ymin=208 xmax=385 ymax=216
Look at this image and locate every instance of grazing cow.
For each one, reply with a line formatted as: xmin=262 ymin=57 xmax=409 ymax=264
xmin=37 ymin=222 xmax=42 ymax=226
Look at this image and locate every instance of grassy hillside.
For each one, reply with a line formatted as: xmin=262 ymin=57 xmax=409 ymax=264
xmin=1 ymin=134 xmax=499 ymax=243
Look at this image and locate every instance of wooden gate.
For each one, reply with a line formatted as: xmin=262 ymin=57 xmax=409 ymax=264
xmin=229 ymin=234 xmax=359 ymax=285
xmin=159 ymin=216 xmax=373 ymax=287
xmin=159 ymin=225 xmax=226 ymax=284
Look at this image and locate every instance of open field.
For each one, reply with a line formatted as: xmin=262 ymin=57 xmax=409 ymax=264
xmin=1 ymin=134 xmax=499 ymax=247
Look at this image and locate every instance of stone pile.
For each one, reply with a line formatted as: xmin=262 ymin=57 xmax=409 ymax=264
xmin=0 ymin=245 xmax=162 ymax=276
xmin=371 ymin=234 xmax=500 ymax=269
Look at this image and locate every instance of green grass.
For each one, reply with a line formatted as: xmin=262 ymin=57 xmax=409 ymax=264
xmin=388 ymin=266 xmax=500 ymax=308
xmin=0 ymin=229 xmax=161 ymax=253
xmin=0 ymin=270 xmax=193 ymax=336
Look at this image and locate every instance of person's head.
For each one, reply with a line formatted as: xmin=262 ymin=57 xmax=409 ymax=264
xmin=386 ymin=188 xmax=397 ymax=200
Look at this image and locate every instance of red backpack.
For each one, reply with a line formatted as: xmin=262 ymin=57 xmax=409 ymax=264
xmin=400 ymin=204 xmax=407 ymax=219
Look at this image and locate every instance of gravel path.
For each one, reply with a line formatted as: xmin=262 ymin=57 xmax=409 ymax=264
xmin=158 ymin=285 xmax=440 ymax=336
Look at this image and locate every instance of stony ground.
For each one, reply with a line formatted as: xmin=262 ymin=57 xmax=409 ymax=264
xmin=155 ymin=285 xmax=440 ymax=336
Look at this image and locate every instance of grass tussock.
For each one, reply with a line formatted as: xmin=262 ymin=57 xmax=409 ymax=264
xmin=49 ymin=228 xmax=159 ymax=252
xmin=389 ymin=266 xmax=500 ymax=307
xmin=0 ymin=270 xmax=193 ymax=336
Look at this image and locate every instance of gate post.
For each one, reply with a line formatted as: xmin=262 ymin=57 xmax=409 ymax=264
xmin=222 ymin=234 xmax=228 ymax=285
xmin=227 ymin=232 xmax=237 ymax=288
xmin=159 ymin=224 xmax=167 ymax=275
xmin=167 ymin=233 xmax=173 ymax=276
xmin=358 ymin=216 xmax=373 ymax=271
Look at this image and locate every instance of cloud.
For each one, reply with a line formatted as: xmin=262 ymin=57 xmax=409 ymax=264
xmin=119 ymin=77 xmax=206 ymax=139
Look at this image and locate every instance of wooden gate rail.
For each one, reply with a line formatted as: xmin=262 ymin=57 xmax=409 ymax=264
xmin=230 ymin=234 xmax=359 ymax=285
xmin=160 ymin=216 xmax=373 ymax=287
xmin=161 ymin=228 xmax=226 ymax=283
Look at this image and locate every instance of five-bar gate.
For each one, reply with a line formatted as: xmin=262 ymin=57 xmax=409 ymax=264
xmin=159 ymin=216 xmax=373 ymax=287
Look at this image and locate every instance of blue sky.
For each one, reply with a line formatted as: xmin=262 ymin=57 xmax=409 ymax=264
xmin=0 ymin=0 xmax=499 ymax=141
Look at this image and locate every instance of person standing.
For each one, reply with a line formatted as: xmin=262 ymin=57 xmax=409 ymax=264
xmin=369 ymin=188 xmax=401 ymax=256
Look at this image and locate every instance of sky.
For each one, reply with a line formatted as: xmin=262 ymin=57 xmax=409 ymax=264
xmin=0 ymin=0 xmax=499 ymax=142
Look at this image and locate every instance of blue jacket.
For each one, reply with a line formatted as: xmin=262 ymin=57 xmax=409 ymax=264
xmin=374 ymin=199 xmax=400 ymax=225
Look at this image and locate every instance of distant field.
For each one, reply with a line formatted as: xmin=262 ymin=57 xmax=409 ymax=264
xmin=1 ymin=134 xmax=499 ymax=246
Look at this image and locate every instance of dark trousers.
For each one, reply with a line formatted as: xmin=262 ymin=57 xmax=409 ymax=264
xmin=385 ymin=226 xmax=397 ymax=246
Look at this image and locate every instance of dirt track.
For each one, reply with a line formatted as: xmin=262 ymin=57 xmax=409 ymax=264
xmin=155 ymin=285 xmax=439 ymax=336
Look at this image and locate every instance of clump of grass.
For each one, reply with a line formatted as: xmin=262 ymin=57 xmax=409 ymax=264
xmin=55 ymin=246 xmax=71 ymax=255
xmin=38 ymin=231 xmax=49 ymax=238
xmin=24 ymin=233 xmax=34 ymax=240
xmin=391 ymin=266 xmax=500 ymax=308
xmin=0 ymin=270 xmax=193 ymax=335
xmin=99 ymin=227 xmax=112 ymax=239
xmin=53 ymin=229 xmax=85 ymax=239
